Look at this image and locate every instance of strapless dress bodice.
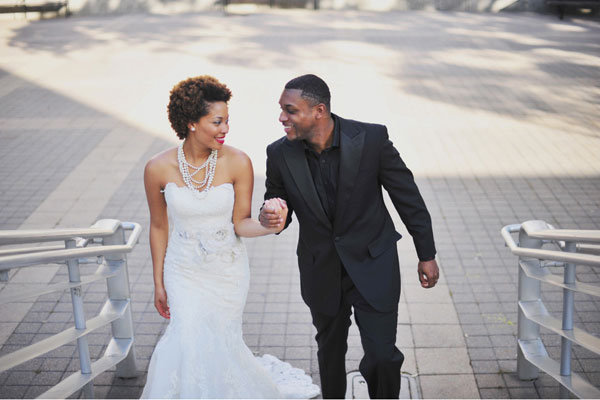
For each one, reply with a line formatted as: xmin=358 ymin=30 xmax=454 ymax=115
xmin=164 ymin=182 xmax=240 ymax=262
xmin=164 ymin=182 xmax=235 ymax=232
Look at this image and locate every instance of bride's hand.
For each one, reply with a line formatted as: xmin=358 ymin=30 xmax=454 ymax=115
xmin=155 ymin=286 xmax=170 ymax=319
xmin=264 ymin=198 xmax=288 ymax=233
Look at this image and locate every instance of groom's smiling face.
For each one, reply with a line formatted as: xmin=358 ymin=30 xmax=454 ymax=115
xmin=278 ymin=89 xmax=318 ymax=142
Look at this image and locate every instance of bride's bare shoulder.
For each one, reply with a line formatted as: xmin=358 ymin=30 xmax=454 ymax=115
xmin=145 ymin=147 xmax=178 ymax=175
xmin=221 ymin=146 xmax=253 ymax=184
xmin=222 ymin=145 xmax=251 ymax=167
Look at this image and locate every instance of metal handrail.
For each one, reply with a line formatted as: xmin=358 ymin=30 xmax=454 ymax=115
xmin=502 ymin=220 xmax=600 ymax=399
xmin=519 ymin=226 xmax=600 ymax=243
xmin=0 ymin=219 xmax=131 ymax=245
xmin=0 ymin=219 xmax=140 ymax=399
xmin=501 ymin=224 xmax=600 ymax=267
xmin=0 ymin=222 xmax=141 ymax=270
xmin=579 ymin=244 xmax=600 ymax=255
xmin=0 ymin=244 xmax=66 ymax=257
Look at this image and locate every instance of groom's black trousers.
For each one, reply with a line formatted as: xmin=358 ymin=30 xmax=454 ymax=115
xmin=310 ymin=268 xmax=404 ymax=399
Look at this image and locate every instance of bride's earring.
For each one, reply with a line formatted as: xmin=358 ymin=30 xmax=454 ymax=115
xmin=191 ymin=127 xmax=195 ymax=131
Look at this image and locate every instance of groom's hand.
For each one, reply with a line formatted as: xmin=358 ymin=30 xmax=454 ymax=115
xmin=260 ymin=198 xmax=287 ymax=229
xmin=418 ymin=259 xmax=439 ymax=288
xmin=274 ymin=199 xmax=289 ymax=231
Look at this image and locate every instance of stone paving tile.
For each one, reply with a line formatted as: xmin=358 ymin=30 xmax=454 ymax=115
xmin=494 ymin=346 xmax=518 ymax=361
xmin=415 ymin=348 xmax=473 ymax=374
xmin=480 ymin=387 xmax=510 ymax=398
xmin=412 ymin=324 xmax=465 ymax=348
xmin=469 ymin=347 xmax=496 ymax=361
xmin=0 ymin=123 xmax=108 ymax=230
xmin=0 ymin=385 xmax=28 ymax=399
xmin=472 ymin=360 xmax=502 ymax=374
xmin=475 ymin=373 xmax=505 ymax=389
xmin=419 ymin=374 xmax=479 ymax=399
xmin=508 ymin=387 xmax=539 ymax=398
xmin=466 ymin=335 xmax=493 ymax=348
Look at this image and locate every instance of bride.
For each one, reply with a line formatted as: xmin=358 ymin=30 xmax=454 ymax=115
xmin=141 ymin=76 xmax=320 ymax=398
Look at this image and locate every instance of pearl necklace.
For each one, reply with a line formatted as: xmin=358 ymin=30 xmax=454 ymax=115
xmin=178 ymin=139 xmax=218 ymax=196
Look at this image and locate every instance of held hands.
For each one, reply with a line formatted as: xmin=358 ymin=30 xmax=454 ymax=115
xmin=418 ymin=259 xmax=439 ymax=288
xmin=155 ymin=286 xmax=170 ymax=319
xmin=260 ymin=198 xmax=288 ymax=233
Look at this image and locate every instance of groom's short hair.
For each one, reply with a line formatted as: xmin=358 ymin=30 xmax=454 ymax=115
xmin=285 ymin=74 xmax=331 ymax=112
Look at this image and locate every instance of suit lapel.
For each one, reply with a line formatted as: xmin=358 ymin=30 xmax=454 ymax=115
xmin=283 ymin=140 xmax=332 ymax=229
xmin=334 ymin=117 xmax=366 ymax=228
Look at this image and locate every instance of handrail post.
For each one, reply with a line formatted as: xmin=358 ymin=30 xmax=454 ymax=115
xmin=560 ymin=241 xmax=577 ymax=398
xmin=517 ymin=222 xmax=545 ymax=380
xmin=66 ymin=239 xmax=94 ymax=398
xmin=0 ymin=270 xmax=8 ymax=281
xmin=102 ymin=221 xmax=138 ymax=378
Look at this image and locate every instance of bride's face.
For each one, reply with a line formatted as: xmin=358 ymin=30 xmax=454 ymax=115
xmin=189 ymin=101 xmax=229 ymax=150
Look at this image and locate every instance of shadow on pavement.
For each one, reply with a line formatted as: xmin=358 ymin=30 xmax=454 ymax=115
xmin=5 ymin=11 xmax=599 ymax=137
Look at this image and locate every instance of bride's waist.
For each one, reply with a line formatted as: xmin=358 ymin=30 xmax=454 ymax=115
xmin=169 ymin=223 xmax=241 ymax=253
xmin=173 ymin=221 xmax=234 ymax=237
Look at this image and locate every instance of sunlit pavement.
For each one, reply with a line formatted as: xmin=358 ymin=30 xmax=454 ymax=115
xmin=0 ymin=9 xmax=599 ymax=398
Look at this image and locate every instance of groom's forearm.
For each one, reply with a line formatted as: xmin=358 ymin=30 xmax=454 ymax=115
xmin=264 ymin=148 xmax=293 ymax=231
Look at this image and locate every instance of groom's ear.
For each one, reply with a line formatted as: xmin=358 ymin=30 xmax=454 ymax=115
xmin=313 ymin=103 xmax=327 ymax=119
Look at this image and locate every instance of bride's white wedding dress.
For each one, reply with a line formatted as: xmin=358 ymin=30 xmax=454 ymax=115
xmin=141 ymin=182 xmax=320 ymax=399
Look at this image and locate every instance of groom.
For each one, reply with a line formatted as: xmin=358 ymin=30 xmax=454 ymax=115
xmin=259 ymin=74 xmax=439 ymax=399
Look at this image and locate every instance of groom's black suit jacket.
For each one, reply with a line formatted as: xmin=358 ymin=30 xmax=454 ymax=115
xmin=265 ymin=114 xmax=436 ymax=316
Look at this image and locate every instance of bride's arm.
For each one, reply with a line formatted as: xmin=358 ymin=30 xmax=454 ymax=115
xmin=231 ymin=150 xmax=287 ymax=238
xmin=144 ymin=158 xmax=171 ymax=319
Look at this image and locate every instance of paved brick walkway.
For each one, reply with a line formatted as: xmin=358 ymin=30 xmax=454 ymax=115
xmin=0 ymin=9 xmax=599 ymax=399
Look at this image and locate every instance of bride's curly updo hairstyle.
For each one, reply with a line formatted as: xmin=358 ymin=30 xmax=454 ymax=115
xmin=168 ymin=75 xmax=232 ymax=140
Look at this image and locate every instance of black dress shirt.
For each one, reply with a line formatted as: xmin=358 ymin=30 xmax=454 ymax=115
xmin=303 ymin=116 xmax=341 ymax=223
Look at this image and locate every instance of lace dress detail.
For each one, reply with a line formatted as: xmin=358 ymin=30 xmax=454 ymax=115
xmin=141 ymin=183 xmax=320 ymax=399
